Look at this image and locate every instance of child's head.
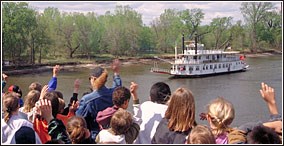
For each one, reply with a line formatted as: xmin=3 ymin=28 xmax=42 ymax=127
xmin=67 ymin=116 xmax=90 ymax=144
xmin=110 ymin=108 xmax=132 ymax=135
xmin=42 ymin=91 xmax=60 ymax=118
xmin=187 ymin=125 xmax=216 ymax=144
xmin=150 ymin=82 xmax=171 ymax=104
xmin=112 ymin=86 xmax=131 ymax=109
xmin=247 ymin=125 xmax=281 ymax=144
xmin=58 ymin=98 xmax=66 ymax=114
xmin=206 ymin=97 xmax=235 ymax=136
xmin=3 ymin=94 xmax=19 ymax=123
xmin=29 ymin=82 xmax=42 ymax=92
xmin=90 ymin=67 xmax=108 ymax=90
xmin=165 ymin=87 xmax=196 ymax=132
xmin=8 ymin=85 xmax=22 ymax=98
xmin=23 ymin=90 xmax=40 ymax=113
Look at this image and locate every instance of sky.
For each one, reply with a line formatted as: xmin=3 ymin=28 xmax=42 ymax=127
xmin=6 ymin=1 xmax=284 ymax=26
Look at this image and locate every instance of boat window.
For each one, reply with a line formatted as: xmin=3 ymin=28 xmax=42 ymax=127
xmin=199 ymin=56 xmax=201 ymax=59
xmin=196 ymin=66 xmax=200 ymax=71
xmin=210 ymin=65 xmax=213 ymax=69
xmin=219 ymin=64 xmax=221 ymax=68
xmin=223 ymin=64 xmax=225 ymax=68
xmin=206 ymin=65 xmax=208 ymax=70
xmin=214 ymin=64 xmax=217 ymax=69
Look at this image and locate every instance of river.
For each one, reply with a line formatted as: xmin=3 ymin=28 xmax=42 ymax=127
xmin=4 ymin=55 xmax=283 ymax=127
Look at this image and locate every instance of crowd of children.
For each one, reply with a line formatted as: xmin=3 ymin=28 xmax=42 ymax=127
xmin=1 ymin=59 xmax=282 ymax=144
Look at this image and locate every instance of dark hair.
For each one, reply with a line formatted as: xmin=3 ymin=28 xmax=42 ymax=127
xmin=53 ymin=90 xmax=63 ymax=99
xmin=43 ymin=91 xmax=59 ymax=118
xmin=29 ymin=82 xmax=42 ymax=92
xmin=150 ymin=82 xmax=171 ymax=104
xmin=45 ymin=139 xmax=64 ymax=144
xmin=8 ymin=85 xmax=22 ymax=98
xmin=247 ymin=125 xmax=281 ymax=144
xmin=112 ymin=86 xmax=131 ymax=107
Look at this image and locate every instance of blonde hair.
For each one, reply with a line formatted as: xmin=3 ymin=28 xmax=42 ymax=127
xmin=92 ymin=69 xmax=108 ymax=90
xmin=110 ymin=108 xmax=132 ymax=135
xmin=165 ymin=87 xmax=196 ymax=132
xmin=22 ymin=90 xmax=40 ymax=113
xmin=188 ymin=125 xmax=216 ymax=144
xmin=207 ymin=97 xmax=235 ymax=136
xmin=67 ymin=116 xmax=89 ymax=144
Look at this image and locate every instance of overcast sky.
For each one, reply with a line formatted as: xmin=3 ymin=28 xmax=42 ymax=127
xmin=26 ymin=1 xmax=282 ymax=26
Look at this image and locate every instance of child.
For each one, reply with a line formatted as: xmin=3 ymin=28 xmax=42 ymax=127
xmin=66 ymin=116 xmax=93 ymax=144
xmin=187 ymin=125 xmax=216 ymax=144
xmin=200 ymin=97 xmax=235 ymax=144
xmin=95 ymin=108 xmax=133 ymax=144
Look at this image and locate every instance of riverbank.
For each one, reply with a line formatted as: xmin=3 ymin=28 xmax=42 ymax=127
xmin=2 ymin=52 xmax=282 ymax=76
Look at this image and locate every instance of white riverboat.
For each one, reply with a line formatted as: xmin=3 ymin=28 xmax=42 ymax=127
xmin=151 ymin=35 xmax=249 ymax=77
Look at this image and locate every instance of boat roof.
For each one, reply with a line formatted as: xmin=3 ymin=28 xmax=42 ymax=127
xmin=178 ymin=50 xmax=240 ymax=56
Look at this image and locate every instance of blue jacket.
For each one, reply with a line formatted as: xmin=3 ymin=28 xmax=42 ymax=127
xmin=48 ymin=77 xmax=57 ymax=91
xmin=75 ymin=75 xmax=122 ymax=141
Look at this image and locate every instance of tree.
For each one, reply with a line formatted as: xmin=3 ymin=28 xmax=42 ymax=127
xmin=2 ymin=2 xmax=38 ymax=65
xmin=240 ymin=2 xmax=274 ymax=52
xmin=151 ymin=9 xmax=182 ymax=53
xmin=210 ymin=17 xmax=233 ymax=50
xmin=179 ymin=8 xmax=204 ymax=39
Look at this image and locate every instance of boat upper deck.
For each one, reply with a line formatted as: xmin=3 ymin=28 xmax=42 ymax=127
xmin=179 ymin=50 xmax=240 ymax=56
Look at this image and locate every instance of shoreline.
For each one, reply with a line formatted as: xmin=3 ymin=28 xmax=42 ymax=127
xmin=2 ymin=53 xmax=282 ymax=76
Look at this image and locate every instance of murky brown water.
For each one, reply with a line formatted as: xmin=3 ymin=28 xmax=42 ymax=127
xmin=4 ymin=55 xmax=282 ymax=127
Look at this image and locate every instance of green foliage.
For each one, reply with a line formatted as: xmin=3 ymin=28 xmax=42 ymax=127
xmin=2 ymin=2 xmax=282 ymax=66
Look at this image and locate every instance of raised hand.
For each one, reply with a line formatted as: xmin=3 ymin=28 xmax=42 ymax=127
xmin=112 ymin=59 xmax=121 ymax=75
xmin=38 ymin=99 xmax=54 ymax=123
xmin=40 ymin=85 xmax=49 ymax=99
xmin=259 ymin=82 xmax=278 ymax=115
xmin=53 ymin=65 xmax=61 ymax=77
xmin=73 ymin=79 xmax=81 ymax=93
xmin=259 ymin=82 xmax=275 ymax=105
xmin=130 ymin=82 xmax=138 ymax=101
xmin=2 ymin=73 xmax=8 ymax=81
xmin=69 ymin=100 xmax=79 ymax=113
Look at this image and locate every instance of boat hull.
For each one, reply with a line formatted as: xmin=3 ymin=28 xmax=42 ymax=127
xmin=170 ymin=68 xmax=248 ymax=78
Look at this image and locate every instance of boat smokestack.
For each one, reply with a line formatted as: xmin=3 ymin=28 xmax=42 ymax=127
xmin=195 ymin=33 xmax=198 ymax=55
xmin=182 ymin=34 xmax=184 ymax=54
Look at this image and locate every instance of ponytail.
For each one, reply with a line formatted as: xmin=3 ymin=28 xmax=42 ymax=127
xmin=3 ymin=95 xmax=19 ymax=123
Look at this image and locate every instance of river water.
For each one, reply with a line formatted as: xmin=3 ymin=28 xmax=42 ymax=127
xmin=5 ymin=55 xmax=283 ymax=127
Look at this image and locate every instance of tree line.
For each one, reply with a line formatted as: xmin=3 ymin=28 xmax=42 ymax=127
xmin=2 ymin=2 xmax=282 ymax=65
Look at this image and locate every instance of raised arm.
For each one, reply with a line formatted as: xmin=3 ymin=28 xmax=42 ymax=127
xmin=111 ymin=59 xmax=122 ymax=88
xmin=2 ymin=73 xmax=8 ymax=90
xmin=130 ymin=82 xmax=142 ymax=125
xmin=259 ymin=82 xmax=278 ymax=115
xmin=38 ymin=98 xmax=71 ymax=144
xmin=48 ymin=65 xmax=60 ymax=91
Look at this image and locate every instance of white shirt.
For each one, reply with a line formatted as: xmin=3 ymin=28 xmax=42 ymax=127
xmin=96 ymin=129 xmax=126 ymax=144
xmin=133 ymin=101 xmax=168 ymax=144
xmin=1 ymin=114 xmax=41 ymax=144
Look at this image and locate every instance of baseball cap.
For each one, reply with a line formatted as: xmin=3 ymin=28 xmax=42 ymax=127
xmin=90 ymin=66 xmax=104 ymax=77
xmin=8 ymin=85 xmax=22 ymax=97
